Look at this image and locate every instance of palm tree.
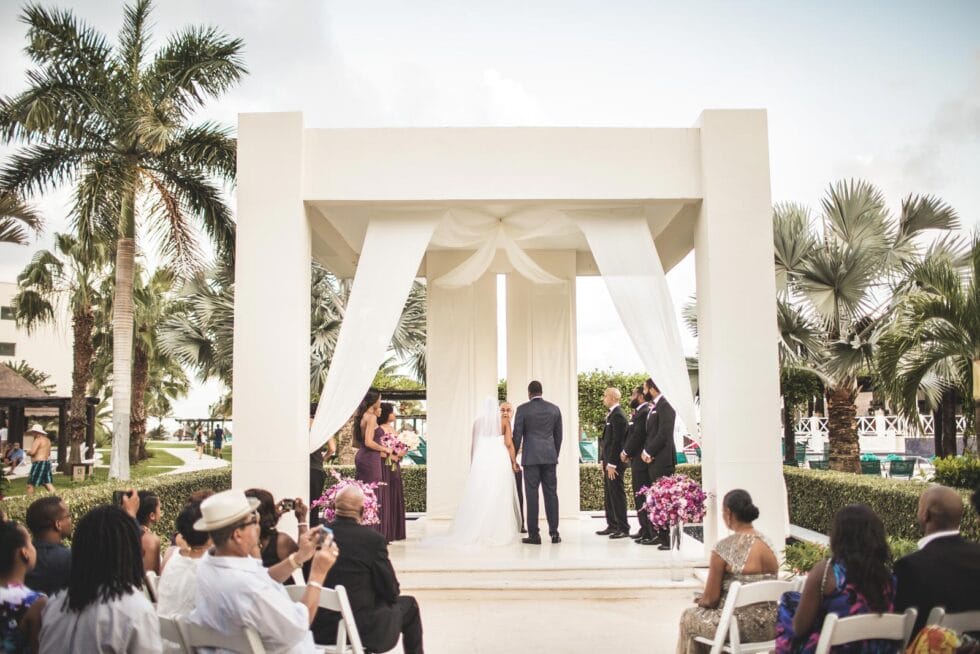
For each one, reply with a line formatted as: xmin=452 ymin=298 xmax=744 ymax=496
xmin=5 ymin=360 xmax=56 ymax=395
xmin=0 ymin=191 xmax=42 ymax=244
xmin=876 ymin=237 xmax=979 ymax=455
xmin=0 ymin=1 xmax=244 ymax=479
xmin=774 ymin=181 xmax=960 ymax=471
xmin=13 ymin=233 xmax=108 ymax=463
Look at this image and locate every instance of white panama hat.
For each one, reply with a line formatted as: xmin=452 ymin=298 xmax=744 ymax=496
xmin=25 ymin=424 xmax=48 ymax=437
xmin=193 ymin=489 xmax=261 ymax=531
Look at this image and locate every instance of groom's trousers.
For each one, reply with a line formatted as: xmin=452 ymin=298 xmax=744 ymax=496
xmin=523 ymin=463 xmax=559 ymax=537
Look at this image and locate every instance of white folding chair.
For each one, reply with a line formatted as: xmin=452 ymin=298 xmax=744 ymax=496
xmin=287 ymin=584 xmax=365 ymax=654
xmin=158 ymin=615 xmax=187 ymax=653
xmin=144 ymin=571 xmax=160 ymax=604
xmin=927 ymin=606 xmax=980 ymax=635
xmin=176 ymin=619 xmax=266 ymax=653
xmin=693 ymin=579 xmax=802 ymax=654
xmin=813 ymin=608 xmax=917 ymax=654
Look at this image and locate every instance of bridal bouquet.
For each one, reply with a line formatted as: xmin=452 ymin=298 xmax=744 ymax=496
xmin=312 ymin=470 xmax=382 ymax=524
xmin=397 ymin=429 xmax=421 ymax=452
xmin=378 ymin=432 xmax=408 ymax=469
xmin=638 ymin=474 xmax=708 ymax=530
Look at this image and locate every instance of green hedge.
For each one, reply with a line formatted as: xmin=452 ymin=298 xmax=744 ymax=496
xmin=0 ymin=468 xmax=232 ymax=539
xmin=578 ymin=370 xmax=649 ymax=438
xmin=933 ymin=456 xmax=980 ymax=490
xmin=784 ymin=466 xmax=980 ymax=541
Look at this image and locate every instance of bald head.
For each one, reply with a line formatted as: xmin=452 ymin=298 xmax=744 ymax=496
xmin=917 ymin=485 xmax=964 ymax=535
xmin=603 ymin=387 xmax=621 ymax=408
xmin=335 ymin=485 xmax=365 ymax=521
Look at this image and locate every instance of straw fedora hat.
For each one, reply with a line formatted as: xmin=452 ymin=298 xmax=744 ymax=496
xmin=194 ymin=489 xmax=260 ymax=531
xmin=25 ymin=424 xmax=48 ymax=437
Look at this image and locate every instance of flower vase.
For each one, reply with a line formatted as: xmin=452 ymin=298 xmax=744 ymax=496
xmin=669 ymin=520 xmax=685 ymax=581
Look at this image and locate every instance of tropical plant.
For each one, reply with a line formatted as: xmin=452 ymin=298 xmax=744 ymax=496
xmin=0 ymin=191 xmax=42 ymax=244
xmin=876 ymin=237 xmax=980 ymax=455
xmin=4 ymin=360 xmax=56 ymax=395
xmin=0 ymin=0 xmax=245 ymax=479
xmin=773 ymin=181 xmax=960 ymax=472
xmin=12 ymin=232 xmax=108 ymax=462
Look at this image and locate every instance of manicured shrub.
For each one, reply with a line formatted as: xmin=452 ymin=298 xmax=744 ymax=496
xmin=933 ymin=455 xmax=980 ymax=490
xmin=0 ymin=468 xmax=232 ymax=539
xmin=784 ymin=540 xmax=828 ymax=575
xmin=577 ymin=370 xmax=648 ymax=438
xmin=579 ymin=463 xmax=702 ymax=511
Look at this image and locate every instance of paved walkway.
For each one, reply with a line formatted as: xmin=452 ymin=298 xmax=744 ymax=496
xmin=161 ymin=447 xmax=230 ymax=475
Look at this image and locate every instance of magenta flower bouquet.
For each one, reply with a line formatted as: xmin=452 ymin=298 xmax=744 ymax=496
xmin=312 ymin=470 xmax=382 ymax=524
xmin=638 ymin=474 xmax=708 ymax=530
xmin=378 ymin=431 xmax=408 ymax=470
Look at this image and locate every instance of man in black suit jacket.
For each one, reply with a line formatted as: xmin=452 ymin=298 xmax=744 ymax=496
xmin=641 ymin=379 xmax=676 ymax=550
xmin=895 ymin=485 xmax=980 ymax=638
xmin=314 ymin=487 xmax=424 ymax=653
xmin=597 ymin=387 xmax=630 ymax=538
xmin=621 ymin=384 xmax=653 ymax=543
xmin=513 ymin=380 xmax=563 ymax=544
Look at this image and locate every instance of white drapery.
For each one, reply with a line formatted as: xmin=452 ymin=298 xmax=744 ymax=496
xmin=309 ymin=212 xmax=440 ymax=450
xmin=575 ymin=209 xmax=700 ymax=442
xmin=430 ymin=208 xmax=576 ymax=288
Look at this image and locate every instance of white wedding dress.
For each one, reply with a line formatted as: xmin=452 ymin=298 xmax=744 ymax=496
xmin=439 ymin=398 xmax=521 ymax=547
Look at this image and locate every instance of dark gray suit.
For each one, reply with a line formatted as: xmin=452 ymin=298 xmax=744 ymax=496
xmin=513 ymin=396 xmax=563 ymax=537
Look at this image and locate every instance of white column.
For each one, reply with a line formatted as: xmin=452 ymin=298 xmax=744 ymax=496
xmin=694 ymin=110 xmax=787 ymax=548
xmin=425 ymin=253 xmax=498 ymax=518
xmin=507 ymin=251 xmax=580 ymax=519
xmin=233 ymin=112 xmax=310 ymax=508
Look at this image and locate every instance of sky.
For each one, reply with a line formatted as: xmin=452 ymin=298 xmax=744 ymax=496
xmin=1 ymin=0 xmax=978 ymax=417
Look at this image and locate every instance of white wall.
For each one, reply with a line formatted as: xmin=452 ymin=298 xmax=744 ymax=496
xmin=0 ymin=281 xmax=72 ymax=394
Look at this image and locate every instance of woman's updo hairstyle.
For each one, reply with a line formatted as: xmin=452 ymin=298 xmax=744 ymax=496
xmin=723 ymin=489 xmax=760 ymax=523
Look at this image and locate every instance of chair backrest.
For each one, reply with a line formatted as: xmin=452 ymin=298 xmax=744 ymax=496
xmin=813 ymin=608 xmax=917 ymax=654
xmin=676 ymin=451 xmax=688 ymax=464
xmin=158 ymin=616 xmax=186 ymax=652
xmin=698 ymin=579 xmax=801 ymax=654
xmin=144 ymin=571 xmax=159 ymax=603
xmin=927 ymin=606 xmax=980 ymax=635
xmin=888 ymin=460 xmax=915 ymax=477
xmin=860 ymin=460 xmax=882 ymax=475
xmin=285 ymin=584 xmax=364 ymax=654
xmin=177 ymin=620 xmax=266 ymax=653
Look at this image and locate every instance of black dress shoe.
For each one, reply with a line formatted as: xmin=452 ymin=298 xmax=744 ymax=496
xmin=551 ymin=534 xmax=561 ymax=544
xmin=657 ymin=542 xmax=672 ymax=550
xmin=609 ymin=531 xmax=630 ymax=539
xmin=520 ymin=527 xmax=527 ymax=534
xmin=635 ymin=537 xmax=653 ymax=545
xmin=595 ymin=527 xmax=616 ymax=536
xmin=522 ymin=535 xmax=541 ymax=545
xmin=630 ymin=531 xmax=643 ymax=539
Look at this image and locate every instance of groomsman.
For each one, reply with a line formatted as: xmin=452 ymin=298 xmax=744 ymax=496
xmin=621 ymin=383 xmax=654 ymax=544
xmin=596 ymin=388 xmax=630 ymax=538
xmin=641 ymin=379 xmax=677 ymax=550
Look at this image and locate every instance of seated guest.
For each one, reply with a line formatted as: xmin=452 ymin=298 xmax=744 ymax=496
xmin=895 ymin=485 xmax=980 ymax=638
xmin=775 ymin=504 xmax=896 ymax=654
xmin=677 ymin=490 xmax=779 ymax=654
xmin=6 ymin=442 xmax=24 ymax=475
xmin=137 ymin=490 xmax=163 ymax=575
xmin=188 ymin=489 xmax=338 ymax=652
xmin=245 ymin=488 xmax=309 ymax=582
xmin=0 ymin=519 xmax=46 ymax=653
xmin=156 ymin=501 xmax=211 ymax=618
xmin=24 ymin=496 xmax=72 ymax=595
xmin=39 ymin=505 xmax=161 ymax=653
xmin=314 ymin=486 xmax=424 ymax=654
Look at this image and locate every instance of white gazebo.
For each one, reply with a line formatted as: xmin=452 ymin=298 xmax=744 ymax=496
xmin=232 ymin=110 xmax=785 ymax=545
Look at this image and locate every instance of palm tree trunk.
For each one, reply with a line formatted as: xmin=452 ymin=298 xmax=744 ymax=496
xmin=129 ymin=341 xmax=149 ymax=465
xmin=68 ymin=305 xmax=95 ymax=465
xmin=941 ymin=389 xmax=957 ymax=458
xmin=109 ymin=185 xmax=136 ymax=479
xmin=971 ymin=358 xmax=980 ymax=455
xmin=783 ymin=402 xmax=796 ymax=464
xmin=335 ymin=416 xmax=356 ymax=466
xmin=827 ymin=386 xmax=860 ymax=473
xmin=933 ymin=405 xmax=945 ymax=459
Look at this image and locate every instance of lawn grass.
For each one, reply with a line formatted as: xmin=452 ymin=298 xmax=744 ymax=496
xmin=147 ymin=440 xmax=196 ymax=449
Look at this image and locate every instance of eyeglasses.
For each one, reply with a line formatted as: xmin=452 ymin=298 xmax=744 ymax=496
xmin=239 ymin=512 xmax=260 ymax=529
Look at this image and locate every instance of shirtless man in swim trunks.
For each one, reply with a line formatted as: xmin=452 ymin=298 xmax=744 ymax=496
xmin=26 ymin=424 xmax=55 ymax=495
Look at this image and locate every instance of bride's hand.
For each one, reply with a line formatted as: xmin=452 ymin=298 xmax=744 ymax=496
xmin=512 ymin=462 xmax=520 ymax=473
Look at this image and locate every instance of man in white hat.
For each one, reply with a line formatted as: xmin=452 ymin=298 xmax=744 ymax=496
xmin=25 ymin=424 xmax=55 ymax=494
xmin=188 ymin=489 xmax=339 ymax=652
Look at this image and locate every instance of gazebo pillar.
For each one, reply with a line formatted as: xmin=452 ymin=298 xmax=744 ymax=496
xmin=425 ymin=253 xmax=498 ymax=518
xmin=506 ymin=251 xmax=580 ymax=518
xmin=694 ymin=110 xmax=786 ymax=547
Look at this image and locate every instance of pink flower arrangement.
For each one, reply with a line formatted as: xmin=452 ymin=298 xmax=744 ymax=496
xmin=312 ymin=470 xmax=382 ymax=524
xmin=638 ymin=474 xmax=708 ymax=530
xmin=378 ymin=431 xmax=408 ymax=470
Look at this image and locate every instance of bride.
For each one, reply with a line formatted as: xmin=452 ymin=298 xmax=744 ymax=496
xmin=440 ymin=397 xmax=522 ymax=546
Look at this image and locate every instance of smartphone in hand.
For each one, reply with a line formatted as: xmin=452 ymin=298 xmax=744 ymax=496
xmin=313 ymin=524 xmax=333 ymax=547
xmin=112 ymin=490 xmax=132 ymax=506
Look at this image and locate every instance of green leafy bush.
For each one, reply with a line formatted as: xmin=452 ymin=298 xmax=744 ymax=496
xmin=784 ymin=540 xmax=828 ymax=574
xmin=0 ymin=468 xmax=232 ymax=539
xmin=933 ymin=456 xmax=980 ymax=490
xmin=784 ymin=466 xmax=979 ymax=541
xmin=888 ymin=536 xmax=918 ymax=560
xmin=580 ymin=463 xmax=702 ymax=511
xmin=578 ymin=370 xmax=648 ymax=438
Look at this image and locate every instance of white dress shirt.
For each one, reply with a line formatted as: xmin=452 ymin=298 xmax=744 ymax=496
xmin=189 ymin=552 xmax=314 ymax=654
xmin=917 ymin=529 xmax=960 ymax=550
xmin=156 ymin=552 xmax=201 ymax=618
xmin=605 ymin=404 xmax=620 ymax=470
xmin=40 ymin=589 xmax=162 ymax=653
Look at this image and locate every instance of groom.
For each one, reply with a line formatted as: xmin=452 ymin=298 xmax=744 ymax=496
xmin=513 ymin=380 xmax=563 ymax=544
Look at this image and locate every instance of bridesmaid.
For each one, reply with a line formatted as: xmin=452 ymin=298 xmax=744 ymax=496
xmin=378 ymin=403 xmax=406 ymax=542
xmin=353 ymin=389 xmax=387 ymax=534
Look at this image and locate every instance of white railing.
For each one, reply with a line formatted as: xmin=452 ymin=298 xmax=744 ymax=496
xmin=794 ymin=415 xmax=966 ymax=439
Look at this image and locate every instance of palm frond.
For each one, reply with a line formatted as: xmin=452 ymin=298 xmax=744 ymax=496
xmin=0 ymin=192 xmax=43 ymax=244
xmin=773 ymin=202 xmax=816 ymax=292
xmin=143 ymin=170 xmax=202 ymax=275
xmin=151 ymin=166 xmax=235 ymax=257
xmin=0 ymin=142 xmax=95 ymax=196
xmin=118 ymin=0 xmax=151 ymax=81
xmin=821 ymin=179 xmax=889 ymax=251
xmin=899 ymin=194 xmax=960 ymax=237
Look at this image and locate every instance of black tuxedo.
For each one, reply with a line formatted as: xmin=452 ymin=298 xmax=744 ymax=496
xmin=313 ymin=517 xmax=423 ymax=653
xmin=895 ymin=533 xmax=980 ymax=638
xmin=600 ymin=405 xmax=630 ymax=533
xmin=643 ymin=396 xmax=677 ymax=480
xmin=624 ymin=403 xmax=652 ymax=538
